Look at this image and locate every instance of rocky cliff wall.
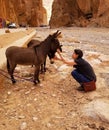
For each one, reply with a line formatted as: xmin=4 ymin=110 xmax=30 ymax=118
xmin=0 ymin=0 xmax=47 ymax=27
xmin=50 ymin=0 xmax=109 ymax=28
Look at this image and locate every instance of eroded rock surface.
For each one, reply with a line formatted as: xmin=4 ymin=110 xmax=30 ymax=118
xmin=50 ymin=0 xmax=109 ymax=28
xmin=0 ymin=0 xmax=47 ymax=26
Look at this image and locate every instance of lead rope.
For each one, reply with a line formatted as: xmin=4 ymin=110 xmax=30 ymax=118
xmin=0 ymin=69 xmax=33 ymax=83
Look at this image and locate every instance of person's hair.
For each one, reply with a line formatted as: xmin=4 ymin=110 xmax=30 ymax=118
xmin=74 ymin=49 xmax=83 ymax=58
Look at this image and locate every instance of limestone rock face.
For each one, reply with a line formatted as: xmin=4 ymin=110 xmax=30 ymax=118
xmin=0 ymin=0 xmax=17 ymax=23
xmin=0 ymin=0 xmax=47 ymax=26
xmin=50 ymin=0 xmax=109 ymax=28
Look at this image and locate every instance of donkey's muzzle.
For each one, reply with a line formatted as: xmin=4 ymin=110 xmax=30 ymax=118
xmin=50 ymin=59 xmax=54 ymax=64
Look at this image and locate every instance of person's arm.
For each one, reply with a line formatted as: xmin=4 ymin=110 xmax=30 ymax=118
xmin=57 ymin=50 xmax=77 ymax=66
xmin=59 ymin=54 xmax=76 ymax=66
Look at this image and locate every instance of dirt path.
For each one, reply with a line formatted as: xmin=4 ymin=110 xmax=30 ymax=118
xmin=0 ymin=27 xmax=109 ymax=130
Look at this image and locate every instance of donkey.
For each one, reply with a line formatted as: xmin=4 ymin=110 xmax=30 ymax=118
xmin=27 ymin=39 xmax=62 ymax=73
xmin=27 ymin=39 xmax=40 ymax=48
xmin=5 ymin=30 xmax=62 ymax=84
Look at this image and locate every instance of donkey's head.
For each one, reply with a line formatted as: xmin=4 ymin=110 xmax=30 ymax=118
xmin=48 ymin=30 xmax=63 ymax=63
xmin=50 ymin=30 xmax=62 ymax=52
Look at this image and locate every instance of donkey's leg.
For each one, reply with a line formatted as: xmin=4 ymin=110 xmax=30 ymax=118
xmin=43 ymin=60 xmax=46 ymax=72
xmin=40 ymin=64 xmax=44 ymax=73
xmin=40 ymin=61 xmax=46 ymax=73
xmin=34 ymin=65 xmax=40 ymax=84
xmin=9 ymin=64 xmax=16 ymax=84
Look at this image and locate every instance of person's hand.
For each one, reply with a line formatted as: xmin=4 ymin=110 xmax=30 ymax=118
xmin=57 ymin=49 xmax=61 ymax=54
xmin=57 ymin=49 xmax=62 ymax=58
xmin=54 ymin=55 xmax=61 ymax=61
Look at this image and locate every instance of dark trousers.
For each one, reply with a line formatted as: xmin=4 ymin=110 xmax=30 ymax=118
xmin=71 ymin=69 xmax=90 ymax=84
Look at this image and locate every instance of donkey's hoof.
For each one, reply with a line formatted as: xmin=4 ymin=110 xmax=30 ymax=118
xmin=12 ymin=80 xmax=16 ymax=84
xmin=40 ymin=71 xmax=45 ymax=74
xmin=37 ymin=79 xmax=40 ymax=83
xmin=33 ymin=81 xmax=37 ymax=85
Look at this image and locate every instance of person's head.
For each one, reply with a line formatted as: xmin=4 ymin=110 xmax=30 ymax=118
xmin=72 ymin=49 xmax=83 ymax=59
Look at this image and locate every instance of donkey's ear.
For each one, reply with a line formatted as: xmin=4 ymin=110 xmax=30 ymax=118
xmin=56 ymin=32 xmax=61 ymax=38
xmin=54 ymin=30 xmax=60 ymax=36
xmin=53 ymin=30 xmax=61 ymax=38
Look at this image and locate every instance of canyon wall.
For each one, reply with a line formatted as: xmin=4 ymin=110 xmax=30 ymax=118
xmin=50 ymin=0 xmax=109 ymax=28
xmin=0 ymin=0 xmax=47 ymax=27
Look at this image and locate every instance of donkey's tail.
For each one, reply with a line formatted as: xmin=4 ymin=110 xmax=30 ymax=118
xmin=7 ymin=59 xmax=10 ymax=72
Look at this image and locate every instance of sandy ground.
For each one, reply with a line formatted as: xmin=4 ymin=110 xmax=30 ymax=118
xmin=0 ymin=28 xmax=34 ymax=48
xmin=0 ymin=27 xmax=109 ymax=130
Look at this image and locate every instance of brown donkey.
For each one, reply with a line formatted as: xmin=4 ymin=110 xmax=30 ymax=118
xmin=27 ymin=39 xmax=62 ymax=73
xmin=5 ymin=30 xmax=62 ymax=84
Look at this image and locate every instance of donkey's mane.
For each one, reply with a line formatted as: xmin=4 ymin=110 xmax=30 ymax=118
xmin=34 ymin=35 xmax=52 ymax=49
xmin=41 ymin=35 xmax=52 ymax=44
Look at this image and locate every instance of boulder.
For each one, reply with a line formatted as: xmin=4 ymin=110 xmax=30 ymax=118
xmin=82 ymin=99 xmax=109 ymax=123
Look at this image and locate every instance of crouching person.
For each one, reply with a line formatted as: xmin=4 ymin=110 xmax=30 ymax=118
xmin=57 ymin=49 xmax=96 ymax=92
